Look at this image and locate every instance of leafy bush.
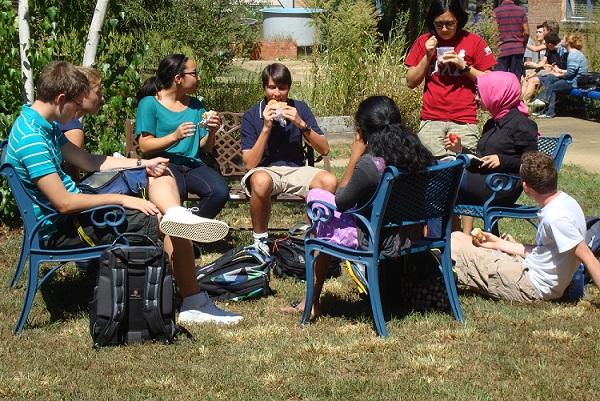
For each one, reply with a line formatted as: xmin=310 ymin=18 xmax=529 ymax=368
xmin=465 ymin=1 xmax=499 ymax=56
xmin=302 ymin=0 xmax=421 ymax=130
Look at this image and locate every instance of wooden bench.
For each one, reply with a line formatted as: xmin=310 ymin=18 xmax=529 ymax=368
xmin=124 ymin=112 xmax=331 ymax=202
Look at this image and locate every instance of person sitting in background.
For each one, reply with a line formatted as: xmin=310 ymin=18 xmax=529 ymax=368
xmin=136 ymin=54 xmax=230 ymax=236
xmin=529 ymin=33 xmax=588 ymax=118
xmin=447 ymin=71 xmax=538 ymax=235
xmin=240 ymin=63 xmax=337 ymax=255
xmin=282 ymin=95 xmax=435 ymax=318
xmin=522 ymin=25 xmax=546 ymax=77
xmin=7 ymin=61 xmax=242 ymax=325
xmin=521 ymin=32 xmax=566 ymax=102
xmin=451 ymin=151 xmax=600 ymax=302
xmin=405 ymin=0 xmax=496 ymax=159
xmin=58 ymin=67 xmax=103 ymax=182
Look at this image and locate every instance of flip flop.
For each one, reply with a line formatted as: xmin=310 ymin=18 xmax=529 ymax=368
xmin=280 ymin=299 xmax=304 ymax=314
xmin=279 ymin=299 xmax=321 ymax=320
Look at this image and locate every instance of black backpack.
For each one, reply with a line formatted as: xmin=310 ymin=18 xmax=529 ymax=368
xmin=196 ymin=246 xmax=272 ymax=301
xmin=89 ymin=234 xmax=177 ymax=348
xmin=577 ymin=72 xmax=600 ymax=90
xmin=268 ymin=236 xmax=341 ymax=281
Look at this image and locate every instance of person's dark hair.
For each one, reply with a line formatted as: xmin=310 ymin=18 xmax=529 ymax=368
xmin=520 ymin=152 xmax=558 ymax=194
xmin=425 ymin=0 xmax=469 ymax=35
xmin=542 ymin=20 xmax=560 ymax=34
xmin=261 ymin=63 xmax=292 ymax=88
xmin=36 ymin=61 xmax=90 ymax=103
xmin=355 ymin=96 xmax=435 ymax=173
xmin=136 ymin=54 xmax=188 ymax=101
xmin=544 ymin=32 xmax=561 ymax=46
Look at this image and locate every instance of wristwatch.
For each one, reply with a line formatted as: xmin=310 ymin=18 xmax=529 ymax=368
xmin=459 ymin=64 xmax=471 ymax=75
xmin=300 ymin=124 xmax=311 ymax=134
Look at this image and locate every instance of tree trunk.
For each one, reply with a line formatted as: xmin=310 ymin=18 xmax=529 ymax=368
xmin=82 ymin=0 xmax=109 ymax=67
xmin=18 ymin=0 xmax=33 ymax=104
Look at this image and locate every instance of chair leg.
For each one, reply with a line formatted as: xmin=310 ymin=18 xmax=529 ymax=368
xmin=9 ymin=237 xmax=29 ymax=288
xmin=14 ymin=256 xmax=41 ymax=334
xmin=300 ymin=248 xmax=316 ymax=325
xmin=440 ymin=248 xmax=464 ymax=323
xmin=366 ymin=258 xmax=388 ymax=337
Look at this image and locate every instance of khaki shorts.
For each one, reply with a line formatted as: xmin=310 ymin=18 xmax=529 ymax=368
xmin=455 ymin=246 xmax=542 ymax=302
xmin=417 ymin=120 xmax=480 ymax=158
xmin=240 ymin=165 xmax=323 ymax=198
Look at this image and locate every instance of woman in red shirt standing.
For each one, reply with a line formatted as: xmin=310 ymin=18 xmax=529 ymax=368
xmin=405 ymin=0 xmax=496 ymax=159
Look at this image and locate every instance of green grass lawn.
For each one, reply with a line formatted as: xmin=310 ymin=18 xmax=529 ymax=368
xmin=0 ymin=163 xmax=600 ymax=400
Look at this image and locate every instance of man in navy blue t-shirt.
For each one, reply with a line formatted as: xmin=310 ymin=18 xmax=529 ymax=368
xmin=240 ymin=63 xmax=337 ymax=253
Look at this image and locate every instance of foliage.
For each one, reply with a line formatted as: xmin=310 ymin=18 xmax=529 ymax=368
xmin=147 ymin=0 xmax=261 ymax=84
xmin=465 ymin=0 xmax=499 ymax=56
xmin=306 ymin=0 xmax=422 ymax=130
xmin=582 ymin=9 xmax=600 ymax=71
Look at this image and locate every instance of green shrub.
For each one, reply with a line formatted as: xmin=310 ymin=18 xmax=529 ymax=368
xmin=465 ymin=1 xmax=499 ymax=56
xmin=304 ymin=0 xmax=421 ymax=130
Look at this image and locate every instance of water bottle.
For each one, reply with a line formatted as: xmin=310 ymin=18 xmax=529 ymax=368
xmin=564 ymin=264 xmax=585 ymax=302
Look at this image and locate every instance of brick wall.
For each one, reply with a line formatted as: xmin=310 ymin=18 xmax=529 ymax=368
xmin=527 ymin=0 xmax=563 ymax=31
xmin=250 ymin=41 xmax=298 ymax=60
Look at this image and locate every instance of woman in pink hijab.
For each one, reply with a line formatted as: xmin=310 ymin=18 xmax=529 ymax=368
xmin=446 ymin=71 xmax=538 ymax=234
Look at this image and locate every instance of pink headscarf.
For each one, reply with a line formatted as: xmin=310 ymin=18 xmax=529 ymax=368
xmin=477 ymin=71 xmax=529 ymax=120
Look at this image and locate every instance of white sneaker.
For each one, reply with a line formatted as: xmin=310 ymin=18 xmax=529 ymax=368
xmin=179 ymin=292 xmax=243 ymax=325
xmin=528 ymin=99 xmax=546 ymax=108
xmin=160 ymin=206 xmax=229 ymax=243
xmin=253 ymin=239 xmax=270 ymax=256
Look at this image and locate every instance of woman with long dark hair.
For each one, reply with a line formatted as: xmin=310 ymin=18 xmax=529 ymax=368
xmin=135 ymin=54 xmax=229 ymax=223
xmin=405 ymin=0 xmax=496 ymax=159
xmin=282 ymin=95 xmax=435 ymax=318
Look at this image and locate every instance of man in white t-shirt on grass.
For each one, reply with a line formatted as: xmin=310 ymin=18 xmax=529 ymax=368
xmin=451 ymin=151 xmax=600 ymax=302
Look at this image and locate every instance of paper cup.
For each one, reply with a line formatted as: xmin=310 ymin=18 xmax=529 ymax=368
xmin=437 ymin=46 xmax=454 ymax=61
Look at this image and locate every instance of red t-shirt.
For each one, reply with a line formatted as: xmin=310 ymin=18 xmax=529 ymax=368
xmin=405 ymin=31 xmax=496 ymax=124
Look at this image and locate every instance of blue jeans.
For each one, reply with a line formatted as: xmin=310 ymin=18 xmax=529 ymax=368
xmin=537 ymin=78 xmax=573 ymax=117
xmin=495 ymin=54 xmax=524 ymax=80
xmin=169 ymin=163 xmax=229 ymax=218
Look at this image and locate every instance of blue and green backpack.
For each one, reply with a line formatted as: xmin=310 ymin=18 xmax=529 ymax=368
xmin=196 ymin=246 xmax=272 ymax=301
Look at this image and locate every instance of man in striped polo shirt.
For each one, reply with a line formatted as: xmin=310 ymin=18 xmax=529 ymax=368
xmin=6 ymin=61 xmax=243 ymax=325
xmin=494 ymin=0 xmax=529 ymax=79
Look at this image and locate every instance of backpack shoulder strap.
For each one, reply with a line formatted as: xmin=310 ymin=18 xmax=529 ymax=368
xmin=142 ymin=250 xmax=174 ymax=343
xmin=94 ymin=248 xmax=127 ymax=348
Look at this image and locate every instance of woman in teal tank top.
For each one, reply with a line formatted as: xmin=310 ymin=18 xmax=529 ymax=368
xmin=135 ymin=54 xmax=229 ymax=219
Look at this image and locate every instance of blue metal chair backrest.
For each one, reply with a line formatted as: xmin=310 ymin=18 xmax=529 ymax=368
xmin=366 ymin=158 xmax=466 ymax=243
xmin=538 ymin=134 xmax=572 ymax=172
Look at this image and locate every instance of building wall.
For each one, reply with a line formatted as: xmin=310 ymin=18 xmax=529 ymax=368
xmin=527 ymin=0 xmax=563 ymax=30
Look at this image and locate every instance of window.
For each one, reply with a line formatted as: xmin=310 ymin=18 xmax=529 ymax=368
xmin=565 ymin=0 xmax=595 ymax=21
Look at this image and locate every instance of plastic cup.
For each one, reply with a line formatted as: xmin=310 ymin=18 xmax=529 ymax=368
xmin=437 ymin=46 xmax=454 ymax=62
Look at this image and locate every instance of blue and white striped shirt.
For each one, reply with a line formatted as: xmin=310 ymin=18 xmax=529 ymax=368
xmin=7 ymin=105 xmax=79 ymax=232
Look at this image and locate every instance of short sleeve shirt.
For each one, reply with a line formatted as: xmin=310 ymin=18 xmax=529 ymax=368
xmin=135 ymin=96 xmax=208 ymax=166
xmin=240 ymin=98 xmax=323 ymax=167
xmin=494 ymin=0 xmax=528 ymax=57
xmin=525 ymin=192 xmax=586 ymax=300
xmin=58 ymin=117 xmax=84 ymax=134
xmin=6 ymin=105 xmax=78 ymax=231
xmin=405 ymin=31 xmax=496 ymax=124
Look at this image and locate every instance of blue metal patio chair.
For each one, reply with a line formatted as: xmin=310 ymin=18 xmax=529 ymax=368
xmin=0 ymin=141 xmax=127 ymax=334
xmin=301 ymin=156 xmax=468 ymax=337
xmin=454 ymin=133 xmax=572 ymax=233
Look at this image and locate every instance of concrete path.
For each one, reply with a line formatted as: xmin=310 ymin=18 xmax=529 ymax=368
xmin=536 ymin=117 xmax=600 ymax=173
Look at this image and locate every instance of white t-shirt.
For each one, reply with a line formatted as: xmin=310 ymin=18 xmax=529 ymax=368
xmin=525 ymin=192 xmax=585 ymax=300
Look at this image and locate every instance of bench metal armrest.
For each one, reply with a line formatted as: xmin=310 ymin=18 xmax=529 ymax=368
xmin=483 ymin=172 xmax=521 ymax=209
